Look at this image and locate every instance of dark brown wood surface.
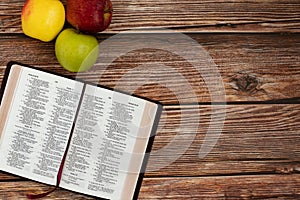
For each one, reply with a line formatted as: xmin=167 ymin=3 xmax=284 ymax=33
xmin=1 ymin=0 xmax=300 ymax=33
xmin=0 ymin=0 xmax=299 ymax=199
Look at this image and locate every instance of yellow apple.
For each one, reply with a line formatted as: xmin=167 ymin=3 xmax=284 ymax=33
xmin=21 ymin=0 xmax=65 ymax=42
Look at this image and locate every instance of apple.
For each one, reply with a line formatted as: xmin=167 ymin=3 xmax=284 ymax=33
xmin=55 ymin=28 xmax=99 ymax=72
xmin=66 ymin=0 xmax=112 ymax=33
xmin=21 ymin=0 xmax=65 ymax=42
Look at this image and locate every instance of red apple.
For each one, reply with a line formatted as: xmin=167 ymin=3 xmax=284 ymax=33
xmin=66 ymin=0 xmax=112 ymax=33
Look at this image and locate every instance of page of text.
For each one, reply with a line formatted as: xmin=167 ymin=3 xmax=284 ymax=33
xmin=60 ymin=84 xmax=156 ymax=199
xmin=0 ymin=65 xmax=84 ymax=185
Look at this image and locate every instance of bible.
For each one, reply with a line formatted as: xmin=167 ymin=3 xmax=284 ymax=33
xmin=0 ymin=62 xmax=162 ymax=199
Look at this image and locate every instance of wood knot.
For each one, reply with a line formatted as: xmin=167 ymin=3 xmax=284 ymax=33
xmin=230 ymin=72 xmax=262 ymax=94
xmin=275 ymin=167 xmax=297 ymax=174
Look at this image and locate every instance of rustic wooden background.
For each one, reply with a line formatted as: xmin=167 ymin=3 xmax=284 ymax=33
xmin=0 ymin=0 xmax=300 ymax=199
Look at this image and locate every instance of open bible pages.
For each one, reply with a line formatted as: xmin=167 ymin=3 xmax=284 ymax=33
xmin=59 ymin=84 xmax=159 ymax=200
xmin=0 ymin=64 xmax=84 ymax=185
xmin=0 ymin=62 xmax=162 ymax=200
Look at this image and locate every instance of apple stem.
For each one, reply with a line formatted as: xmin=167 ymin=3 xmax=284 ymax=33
xmin=105 ymin=8 xmax=113 ymax=13
xmin=74 ymin=26 xmax=81 ymax=34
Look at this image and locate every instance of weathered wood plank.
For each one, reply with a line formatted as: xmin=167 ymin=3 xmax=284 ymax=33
xmin=0 ymin=175 xmax=299 ymax=199
xmin=147 ymin=104 xmax=300 ymax=176
xmin=0 ymin=104 xmax=299 ymax=179
xmin=0 ymin=34 xmax=299 ymax=103
xmin=140 ymin=175 xmax=300 ymax=199
xmin=0 ymin=172 xmax=19 ymax=181
xmin=0 ymin=0 xmax=300 ymax=33
xmin=110 ymin=0 xmax=300 ymax=33
xmin=0 ymin=181 xmax=94 ymax=199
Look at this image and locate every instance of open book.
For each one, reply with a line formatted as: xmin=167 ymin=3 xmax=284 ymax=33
xmin=0 ymin=62 xmax=162 ymax=200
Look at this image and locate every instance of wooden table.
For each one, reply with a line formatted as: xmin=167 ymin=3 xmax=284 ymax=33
xmin=1 ymin=0 xmax=300 ymax=199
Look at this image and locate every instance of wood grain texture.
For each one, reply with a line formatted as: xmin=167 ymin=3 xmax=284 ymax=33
xmin=0 ymin=0 xmax=300 ymax=33
xmin=0 ymin=0 xmax=299 ymax=199
xmin=0 ymin=181 xmax=94 ymax=200
xmin=0 ymin=175 xmax=299 ymax=199
xmin=110 ymin=0 xmax=300 ymax=33
xmin=0 ymin=34 xmax=299 ymax=104
xmin=0 ymin=104 xmax=299 ymax=179
xmin=147 ymin=104 xmax=300 ymax=176
xmin=0 ymin=171 xmax=20 ymax=181
xmin=140 ymin=175 xmax=300 ymax=199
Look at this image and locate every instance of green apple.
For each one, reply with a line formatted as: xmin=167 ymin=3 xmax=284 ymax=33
xmin=55 ymin=28 xmax=99 ymax=72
